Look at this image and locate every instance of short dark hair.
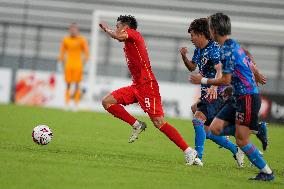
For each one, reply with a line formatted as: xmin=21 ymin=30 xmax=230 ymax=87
xmin=208 ymin=13 xmax=231 ymax=36
xmin=69 ymin=22 xmax=78 ymax=28
xmin=117 ymin=15 xmax=138 ymax=30
xmin=188 ymin=18 xmax=210 ymax=39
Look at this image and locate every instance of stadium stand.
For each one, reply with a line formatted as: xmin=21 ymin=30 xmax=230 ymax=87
xmin=0 ymin=0 xmax=284 ymax=93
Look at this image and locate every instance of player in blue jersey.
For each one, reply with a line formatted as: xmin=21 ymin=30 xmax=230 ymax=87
xmin=180 ymin=18 xmax=244 ymax=167
xmin=190 ymin=13 xmax=274 ymax=181
xmin=211 ymin=49 xmax=269 ymax=151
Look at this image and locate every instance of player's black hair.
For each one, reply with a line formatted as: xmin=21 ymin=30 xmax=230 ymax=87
xmin=69 ymin=22 xmax=78 ymax=27
xmin=188 ymin=18 xmax=210 ymax=39
xmin=117 ymin=15 xmax=138 ymax=30
xmin=208 ymin=12 xmax=231 ymax=36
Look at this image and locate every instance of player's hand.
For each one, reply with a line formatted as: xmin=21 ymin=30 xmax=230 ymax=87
xmin=83 ymin=58 xmax=88 ymax=64
xmin=243 ymin=48 xmax=257 ymax=65
xmin=189 ymin=74 xmax=202 ymax=84
xmin=243 ymin=48 xmax=253 ymax=59
xmin=99 ymin=22 xmax=109 ymax=32
xmin=83 ymin=62 xmax=89 ymax=75
xmin=180 ymin=47 xmax=188 ymax=56
xmin=205 ymin=86 xmax=218 ymax=100
xmin=255 ymin=73 xmax=267 ymax=85
xmin=57 ymin=61 xmax=63 ymax=73
xmin=221 ymin=86 xmax=233 ymax=100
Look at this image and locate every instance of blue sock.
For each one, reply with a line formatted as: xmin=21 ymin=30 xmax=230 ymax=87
xmin=241 ymin=143 xmax=266 ymax=169
xmin=206 ymin=131 xmax=237 ymax=155
xmin=220 ymin=125 xmax=236 ymax=136
xmin=193 ymin=118 xmax=206 ymax=160
xmin=206 ymin=131 xmax=238 ymax=155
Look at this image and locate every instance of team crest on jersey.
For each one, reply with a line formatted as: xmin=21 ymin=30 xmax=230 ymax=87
xmin=200 ymin=56 xmax=209 ymax=72
xmin=201 ymin=56 xmax=208 ymax=65
xmin=236 ymin=112 xmax=245 ymax=123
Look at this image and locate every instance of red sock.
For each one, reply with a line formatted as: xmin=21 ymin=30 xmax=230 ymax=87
xmin=106 ymin=104 xmax=137 ymax=126
xmin=159 ymin=122 xmax=189 ymax=151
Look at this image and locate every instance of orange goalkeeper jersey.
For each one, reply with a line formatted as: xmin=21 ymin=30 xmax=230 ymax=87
xmin=58 ymin=35 xmax=89 ymax=69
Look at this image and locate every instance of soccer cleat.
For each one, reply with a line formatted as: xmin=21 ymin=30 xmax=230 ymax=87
xmin=128 ymin=121 xmax=147 ymax=143
xmin=249 ymin=172 xmax=275 ymax=181
xmin=71 ymin=103 xmax=78 ymax=112
xmin=64 ymin=103 xmax=71 ymax=111
xmin=193 ymin=157 xmax=203 ymax=166
xmin=185 ymin=148 xmax=198 ymax=165
xmin=233 ymin=147 xmax=244 ymax=168
xmin=256 ymin=122 xmax=268 ymax=151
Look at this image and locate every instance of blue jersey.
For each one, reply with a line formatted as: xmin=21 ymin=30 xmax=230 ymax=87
xmin=220 ymin=39 xmax=258 ymax=96
xmin=192 ymin=40 xmax=222 ymax=99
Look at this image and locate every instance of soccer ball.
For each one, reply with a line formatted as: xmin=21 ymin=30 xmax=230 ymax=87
xmin=32 ymin=125 xmax=53 ymax=145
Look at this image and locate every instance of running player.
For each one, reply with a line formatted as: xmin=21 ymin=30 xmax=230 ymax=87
xmin=190 ymin=13 xmax=274 ymax=181
xmin=179 ymin=18 xmax=244 ymax=166
xmin=99 ymin=15 xmax=197 ymax=165
xmin=58 ymin=23 xmax=89 ymax=111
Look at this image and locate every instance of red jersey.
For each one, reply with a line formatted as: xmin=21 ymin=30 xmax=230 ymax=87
xmin=123 ymin=28 xmax=156 ymax=85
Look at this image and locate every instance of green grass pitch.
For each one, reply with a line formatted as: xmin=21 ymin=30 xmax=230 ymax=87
xmin=0 ymin=104 xmax=283 ymax=189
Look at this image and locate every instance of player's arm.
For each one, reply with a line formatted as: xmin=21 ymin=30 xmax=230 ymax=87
xmin=179 ymin=47 xmax=197 ymax=72
xmin=190 ymin=72 xmax=231 ymax=86
xmin=57 ymin=38 xmax=66 ymax=73
xmin=243 ymin=48 xmax=266 ymax=85
xmin=206 ymin=63 xmax=222 ymax=99
xmin=214 ymin=63 xmax=222 ymax=80
xmin=99 ymin=22 xmax=128 ymax=42
xmin=190 ymin=52 xmax=232 ymax=86
xmin=250 ymin=63 xmax=267 ymax=85
xmin=58 ymin=39 xmax=66 ymax=62
xmin=82 ymin=37 xmax=89 ymax=63
xmin=243 ymin=48 xmax=256 ymax=65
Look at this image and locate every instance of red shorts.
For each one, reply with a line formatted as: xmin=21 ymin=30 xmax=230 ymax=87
xmin=111 ymin=81 xmax=164 ymax=118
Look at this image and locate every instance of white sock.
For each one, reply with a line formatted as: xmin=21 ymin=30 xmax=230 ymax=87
xmin=184 ymin=147 xmax=193 ymax=154
xmin=261 ymin=165 xmax=273 ymax=174
xmin=132 ymin=120 xmax=140 ymax=129
xmin=251 ymin=130 xmax=258 ymax=135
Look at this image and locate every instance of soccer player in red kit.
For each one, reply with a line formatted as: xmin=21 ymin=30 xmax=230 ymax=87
xmin=99 ymin=15 xmax=197 ymax=165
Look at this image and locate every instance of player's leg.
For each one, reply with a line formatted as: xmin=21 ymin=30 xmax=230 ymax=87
xmin=213 ymin=101 xmax=268 ymax=150
xmin=219 ymin=121 xmax=268 ymax=151
xmin=191 ymin=97 xmax=240 ymax=166
xmin=205 ymin=125 xmax=243 ymax=167
xmin=102 ymin=86 xmax=137 ymax=126
xmin=151 ymin=116 xmax=189 ymax=151
xmin=236 ymin=125 xmax=274 ymax=180
xmin=74 ymin=82 xmax=80 ymax=104
xmin=191 ymin=100 xmax=205 ymax=162
xmin=209 ymin=101 xmax=236 ymax=136
xmin=235 ymin=94 xmax=274 ymax=181
xmin=209 ymin=104 xmax=244 ymax=167
xmin=193 ymin=97 xmax=227 ymax=163
xmin=65 ymin=83 xmax=71 ymax=105
xmin=256 ymin=121 xmax=268 ymax=151
xmin=205 ymin=124 xmax=236 ymax=154
xmin=64 ymin=68 xmax=72 ymax=107
xmin=73 ymin=68 xmax=82 ymax=107
xmin=137 ymin=81 xmax=197 ymax=165
xmin=192 ymin=110 xmax=206 ymax=162
xmin=102 ymin=86 xmax=146 ymax=142
xmin=191 ymin=99 xmax=199 ymax=114
xmin=151 ymin=116 xmax=197 ymax=165
xmin=68 ymin=82 xmax=80 ymax=111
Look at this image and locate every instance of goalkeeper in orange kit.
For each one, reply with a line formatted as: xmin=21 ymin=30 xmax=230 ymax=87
xmin=58 ymin=23 xmax=89 ymax=111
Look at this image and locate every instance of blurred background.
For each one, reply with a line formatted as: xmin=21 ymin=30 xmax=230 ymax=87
xmin=0 ymin=0 xmax=284 ymax=123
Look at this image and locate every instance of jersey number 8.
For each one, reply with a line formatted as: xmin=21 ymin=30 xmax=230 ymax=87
xmin=145 ymin=98 xmax=150 ymax=108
